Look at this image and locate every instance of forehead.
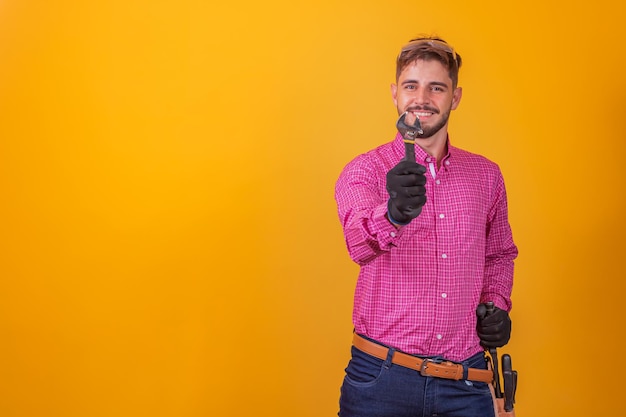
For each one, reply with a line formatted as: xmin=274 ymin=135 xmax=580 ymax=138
xmin=398 ymin=59 xmax=453 ymax=85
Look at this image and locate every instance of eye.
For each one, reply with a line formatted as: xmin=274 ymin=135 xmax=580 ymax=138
xmin=404 ymin=84 xmax=416 ymax=90
xmin=431 ymin=85 xmax=445 ymax=92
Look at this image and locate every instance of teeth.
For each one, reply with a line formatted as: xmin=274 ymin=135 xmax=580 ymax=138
xmin=413 ymin=112 xmax=432 ymax=117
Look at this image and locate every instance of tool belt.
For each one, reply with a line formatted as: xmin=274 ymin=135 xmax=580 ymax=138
xmin=352 ymin=333 xmax=493 ymax=383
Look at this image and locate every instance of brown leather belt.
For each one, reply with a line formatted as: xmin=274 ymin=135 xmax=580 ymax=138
xmin=352 ymin=333 xmax=493 ymax=383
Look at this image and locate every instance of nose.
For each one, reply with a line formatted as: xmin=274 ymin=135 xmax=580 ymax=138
xmin=412 ymin=87 xmax=430 ymax=106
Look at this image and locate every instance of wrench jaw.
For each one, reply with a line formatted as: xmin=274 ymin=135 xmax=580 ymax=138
xmin=396 ymin=111 xmax=424 ymax=143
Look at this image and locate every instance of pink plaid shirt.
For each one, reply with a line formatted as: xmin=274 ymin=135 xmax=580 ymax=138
xmin=335 ymin=133 xmax=518 ymax=362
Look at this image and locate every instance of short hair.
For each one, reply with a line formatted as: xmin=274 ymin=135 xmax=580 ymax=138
xmin=396 ymin=37 xmax=462 ymax=88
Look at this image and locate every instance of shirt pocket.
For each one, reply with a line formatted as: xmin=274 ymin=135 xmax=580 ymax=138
xmin=453 ymin=201 xmax=488 ymax=250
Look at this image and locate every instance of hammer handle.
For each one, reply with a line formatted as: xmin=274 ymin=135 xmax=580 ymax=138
xmin=485 ymin=302 xmax=503 ymax=398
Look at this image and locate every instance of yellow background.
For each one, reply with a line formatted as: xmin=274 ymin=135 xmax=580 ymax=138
xmin=0 ymin=1 xmax=624 ymax=416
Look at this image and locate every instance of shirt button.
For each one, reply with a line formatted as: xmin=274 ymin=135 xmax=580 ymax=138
xmin=439 ymin=214 xmax=445 ymax=219
xmin=441 ymin=254 xmax=447 ymax=259
xmin=436 ymin=180 xmax=441 ymax=185
xmin=390 ymin=232 xmax=396 ymax=238
xmin=445 ymin=161 xmax=450 ymax=166
xmin=436 ymin=334 xmax=443 ymax=340
xmin=426 ymin=157 xmax=432 ymax=163
xmin=441 ymin=293 xmax=447 ymax=298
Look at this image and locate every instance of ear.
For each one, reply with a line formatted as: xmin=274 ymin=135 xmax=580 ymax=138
xmin=390 ymin=83 xmax=398 ymax=107
xmin=451 ymin=87 xmax=462 ymax=110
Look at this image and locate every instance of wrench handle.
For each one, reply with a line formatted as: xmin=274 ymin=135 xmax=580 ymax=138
xmin=403 ymin=140 xmax=416 ymax=162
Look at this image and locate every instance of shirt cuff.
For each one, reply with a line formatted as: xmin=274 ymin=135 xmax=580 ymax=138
xmin=373 ymin=204 xmax=404 ymax=247
xmin=481 ymin=293 xmax=511 ymax=312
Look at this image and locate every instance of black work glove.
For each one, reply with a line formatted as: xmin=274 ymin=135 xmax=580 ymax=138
xmin=386 ymin=160 xmax=427 ymax=225
xmin=476 ymin=303 xmax=512 ymax=348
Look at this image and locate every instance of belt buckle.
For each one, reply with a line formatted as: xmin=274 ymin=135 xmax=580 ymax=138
xmin=419 ymin=358 xmax=436 ymax=377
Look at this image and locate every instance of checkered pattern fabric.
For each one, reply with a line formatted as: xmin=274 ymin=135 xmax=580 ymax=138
xmin=335 ymin=133 xmax=518 ymax=361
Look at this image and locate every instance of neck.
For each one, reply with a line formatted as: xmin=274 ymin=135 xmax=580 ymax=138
xmin=416 ymin=130 xmax=449 ymax=166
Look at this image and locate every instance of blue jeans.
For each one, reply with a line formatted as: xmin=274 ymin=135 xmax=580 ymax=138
xmin=338 ymin=342 xmax=495 ymax=417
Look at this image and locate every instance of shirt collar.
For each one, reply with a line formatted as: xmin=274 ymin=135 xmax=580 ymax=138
xmin=393 ymin=132 xmax=454 ymax=166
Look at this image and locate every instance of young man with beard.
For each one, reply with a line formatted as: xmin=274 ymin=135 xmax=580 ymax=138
xmin=334 ymin=37 xmax=518 ymax=417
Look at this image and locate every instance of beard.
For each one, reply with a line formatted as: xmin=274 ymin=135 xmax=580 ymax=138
xmin=401 ymin=105 xmax=452 ymax=139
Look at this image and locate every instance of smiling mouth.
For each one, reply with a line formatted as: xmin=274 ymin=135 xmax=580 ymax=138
xmin=408 ymin=107 xmax=438 ymax=119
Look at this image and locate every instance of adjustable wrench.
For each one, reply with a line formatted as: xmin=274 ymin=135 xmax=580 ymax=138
xmin=396 ymin=111 xmax=423 ymax=162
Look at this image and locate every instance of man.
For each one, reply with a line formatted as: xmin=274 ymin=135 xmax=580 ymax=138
xmin=334 ymin=37 xmax=518 ymax=417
